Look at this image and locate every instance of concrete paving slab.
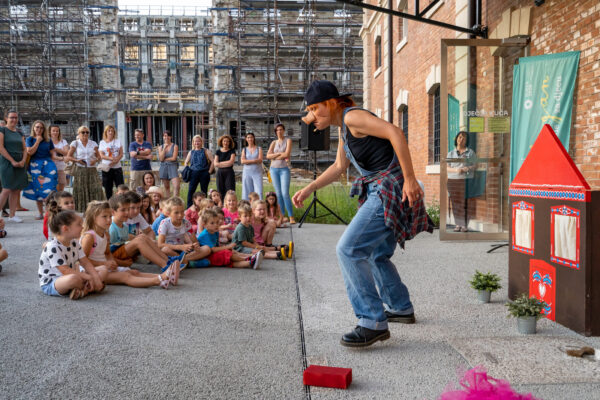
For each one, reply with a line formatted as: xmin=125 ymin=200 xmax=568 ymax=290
xmin=449 ymin=336 xmax=600 ymax=384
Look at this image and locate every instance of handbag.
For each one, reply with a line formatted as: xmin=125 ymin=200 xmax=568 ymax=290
xmin=181 ymin=166 xmax=192 ymax=183
xmin=97 ymin=163 xmax=111 ymax=173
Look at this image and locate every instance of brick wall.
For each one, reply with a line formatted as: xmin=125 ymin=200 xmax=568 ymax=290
xmin=362 ymin=0 xmax=600 ymax=207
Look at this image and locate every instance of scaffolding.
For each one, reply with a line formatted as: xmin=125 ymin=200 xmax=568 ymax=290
xmin=0 ymin=0 xmax=118 ymax=137
xmin=210 ymin=0 xmax=363 ymax=159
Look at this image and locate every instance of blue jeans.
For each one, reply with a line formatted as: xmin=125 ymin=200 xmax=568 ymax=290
xmin=336 ymin=183 xmax=413 ymax=330
xmin=270 ymin=167 xmax=293 ymax=217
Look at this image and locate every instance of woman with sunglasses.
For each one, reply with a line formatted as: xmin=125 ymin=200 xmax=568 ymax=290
xmin=23 ymin=120 xmax=58 ymax=219
xmin=66 ymin=126 xmax=105 ymax=212
xmin=0 ymin=110 xmax=28 ymax=223
xmin=292 ymin=81 xmax=433 ymax=347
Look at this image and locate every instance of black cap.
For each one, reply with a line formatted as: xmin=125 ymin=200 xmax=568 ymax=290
xmin=304 ymin=80 xmax=352 ymax=107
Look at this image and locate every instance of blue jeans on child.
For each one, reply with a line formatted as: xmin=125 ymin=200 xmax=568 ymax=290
xmin=269 ymin=166 xmax=294 ymax=217
xmin=335 ymin=182 xmax=414 ymax=331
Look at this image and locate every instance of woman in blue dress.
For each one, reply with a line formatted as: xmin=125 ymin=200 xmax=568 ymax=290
xmin=23 ymin=120 xmax=58 ymax=219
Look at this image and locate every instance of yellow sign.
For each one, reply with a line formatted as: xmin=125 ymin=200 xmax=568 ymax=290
xmin=469 ymin=117 xmax=485 ymax=133
xmin=488 ymin=117 xmax=511 ymax=133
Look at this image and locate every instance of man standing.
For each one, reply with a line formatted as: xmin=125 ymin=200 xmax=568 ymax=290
xmin=128 ymin=129 xmax=153 ymax=190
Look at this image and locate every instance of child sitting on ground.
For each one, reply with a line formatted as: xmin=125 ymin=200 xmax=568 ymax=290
xmin=81 ymin=201 xmax=178 ymax=289
xmin=152 ymin=199 xmax=168 ymax=235
xmin=109 ymin=193 xmax=175 ymax=270
xmin=248 ymin=191 xmax=260 ymax=204
xmin=39 ymin=203 xmax=107 ymax=300
xmin=222 ymin=190 xmax=240 ymax=234
xmin=184 ymin=191 xmax=206 ymax=234
xmin=146 ymin=186 xmax=164 ymax=219
xmin=197 ymin=209 xmax=263 ymax=269
xmin=265 ymin=191 xmax=285 ymax=227
xmin=125 ymin=191 xmax=154 ymax=238
xmin=43 ymin=191 xmax=75 ymax=239
xmin=233 ymin=204 xmax=287 ymax=260
xmin=140 ymin=194 xmax=154 ymax=225
xmin=116 ymin=184 xmax=130 ymax=196
xmin=252 ymin=199 xmax=293 ymax=257
xmin=213 ymin=207 xmax=232 ymax=244
xmin=193 ymin=198 xmax=215 ymax=236
xmin=157 ymin=196 xmax=211 ymax=268
xmin=209 ymin=189 xmax=223 ymax=208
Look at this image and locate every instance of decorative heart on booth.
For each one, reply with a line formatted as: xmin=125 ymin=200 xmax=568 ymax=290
xmin=538 ymin=282 xmax=546 ymax=298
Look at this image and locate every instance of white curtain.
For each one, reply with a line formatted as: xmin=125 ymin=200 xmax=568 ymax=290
xmin=554 ymin=214 xmax=577 ymax=261
xmin=515 ymin=209 xmax=532 ymax=249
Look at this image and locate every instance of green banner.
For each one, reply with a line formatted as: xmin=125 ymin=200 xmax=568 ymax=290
xmin=448 ymin=94 xmax=460 ymax=152
xmin=510 ymin=51 xmax=580 ymax=181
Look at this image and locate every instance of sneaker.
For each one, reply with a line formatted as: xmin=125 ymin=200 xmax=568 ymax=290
xmin=287 ymin=241 xmax=294 ymax=258
xmin=7 ymin=216 xmax=23 ymax=223
xmin=278 ymin=247 xmax=287 ymax=260
xmin=340 ymin=326 xmax=390 ymax=347
xmin=384 ymin=311 xmax=416 ymax=324
xmin=249 ymin=250 xmax=263 ymax=270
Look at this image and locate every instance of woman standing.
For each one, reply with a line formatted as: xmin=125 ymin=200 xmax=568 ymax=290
xmin=184 ymin=135 xmax=213 ymax=208
xmin=292 ymin=81 xmax=432 ymax=347
xmin=0 ymin=110 xmax=28 ymax=223
xmin=66 ymin=126 xmax=105 ymax=212
xmin=49 ymin=125 xmax=70 ymax=191
xmin=267 ymin=123 xmax=295 ymax=224
xmin=157 ymin=130 xmax=180 ymax=197
xmin=240 ymin=132 xmax=263 ymax=200
xmin=23 ymin=120 xmax=58 ymax=219
xmin=446 ymin=131 xmax=476 ymax=232
xmin=214 ymin=135 xmax=236 ymax=200
xmin=98 ymin=124 xmax=124 ymax=200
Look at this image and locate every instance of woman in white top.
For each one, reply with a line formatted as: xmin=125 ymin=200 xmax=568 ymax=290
xmin=49 ymin=125 xmax=69 ymax=191
xmin=98 ymin=125 xmax=124 ymax=200
xmin=266 ymin=123 xmax=295 ymax=224
xmin=66 ymin=126 xmax=106 ymax=212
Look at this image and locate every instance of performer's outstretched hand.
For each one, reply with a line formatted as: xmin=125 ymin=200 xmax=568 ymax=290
xmin=292 ymin=186 xmax=313 ymax=209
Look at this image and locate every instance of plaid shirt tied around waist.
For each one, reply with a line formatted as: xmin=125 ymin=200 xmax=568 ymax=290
xmin=349 ymin=162 xmax=434 ymax=249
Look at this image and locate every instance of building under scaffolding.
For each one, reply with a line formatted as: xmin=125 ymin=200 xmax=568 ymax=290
xmin=0 ymin=0 xmax=119 ymax=140
xmin=210 ymin=0 xmax=363 ymax=161
xmin=1 ymin=1 xmax=363 ymax=163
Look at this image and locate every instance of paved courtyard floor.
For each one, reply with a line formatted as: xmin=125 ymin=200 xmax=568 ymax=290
xmin=1 ymin=200 xmax=600 ymax=399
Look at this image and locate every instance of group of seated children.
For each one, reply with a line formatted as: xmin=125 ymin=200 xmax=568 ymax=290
xmin=38 ymin=187 xmax=293 ymax=300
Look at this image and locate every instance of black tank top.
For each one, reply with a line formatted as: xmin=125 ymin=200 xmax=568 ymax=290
xmin=346 ymin=124 xmax=394 ymax=172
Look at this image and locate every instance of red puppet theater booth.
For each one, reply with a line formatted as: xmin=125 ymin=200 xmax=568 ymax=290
xmin=508 ymin=124 xmax=600 ymax=336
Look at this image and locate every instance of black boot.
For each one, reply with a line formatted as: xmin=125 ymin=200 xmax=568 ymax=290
xmin=384 ymin=311 xmax=416 ymax=324
xmin=340 ymin=326 xmax=390 ymax=347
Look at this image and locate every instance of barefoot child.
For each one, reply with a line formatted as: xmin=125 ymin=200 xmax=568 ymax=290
xmin=157 ymin=196 xmax=211 ymax=267
xmin=109 ymin=193 xmax=175 ymax=270
xmin=233 ymin=204 xmax=287 ymax=260
xmin=197 ymin=209 xmax=263 ymax=269
xmin=39 ymin=204 xmax=107 ymax=300
xmin=265 ymin=191 xmax=285 ymax=227
xmin=252 ymin=199 xmax=293 ymax=257
xmin=81 ymin=201 xmax=178 ymax=289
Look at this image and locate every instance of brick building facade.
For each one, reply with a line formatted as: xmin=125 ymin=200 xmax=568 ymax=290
xmin=360 ymin=0 xmax=600 ymax=236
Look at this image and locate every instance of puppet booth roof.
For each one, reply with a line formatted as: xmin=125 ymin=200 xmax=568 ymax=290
xmin=509 ymin=124 xmax=591 ymax=202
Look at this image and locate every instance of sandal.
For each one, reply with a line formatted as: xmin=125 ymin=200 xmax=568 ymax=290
xmin=168 ymin=260 xmax=180 ymax=286
xmin=69 ymin=288 xmax=85 ymax=300
xmin=158 ymin=273 xmax=170 ymax=289
xmin=287 ymin=241 xmax=294 ymax=258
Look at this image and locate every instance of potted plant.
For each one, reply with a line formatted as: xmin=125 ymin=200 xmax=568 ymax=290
xmin=505 ymin=294 xmax=547 ymax=334
xmin=469 ymin=270 xmax=502 ymax=303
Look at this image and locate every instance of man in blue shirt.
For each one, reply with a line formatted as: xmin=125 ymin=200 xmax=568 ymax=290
xmin=128 ymin=128 xmax=153 ymax=190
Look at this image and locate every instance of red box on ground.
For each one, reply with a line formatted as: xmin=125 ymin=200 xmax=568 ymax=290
xmin=303 ymin=365 xmax=352 ymax=389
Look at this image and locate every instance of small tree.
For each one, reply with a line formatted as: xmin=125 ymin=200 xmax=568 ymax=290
xmin=469 ymin=270 xmax=502 ymax=292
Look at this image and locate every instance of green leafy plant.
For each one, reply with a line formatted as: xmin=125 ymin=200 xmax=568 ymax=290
xmin=426 ymin=199 xmax=440 ymax=228
xmin=505 ymin=294 xmax=547 ymax=319
xmin=469 ymin=270 xmax=502 ymax=292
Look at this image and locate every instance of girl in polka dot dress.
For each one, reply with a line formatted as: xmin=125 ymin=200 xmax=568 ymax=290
xmin=38 ymin=201 xmax=108 ymax=300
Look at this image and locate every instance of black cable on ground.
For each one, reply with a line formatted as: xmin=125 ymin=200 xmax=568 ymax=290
xmin=289 ymin=225 xmax=311 ymax=400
